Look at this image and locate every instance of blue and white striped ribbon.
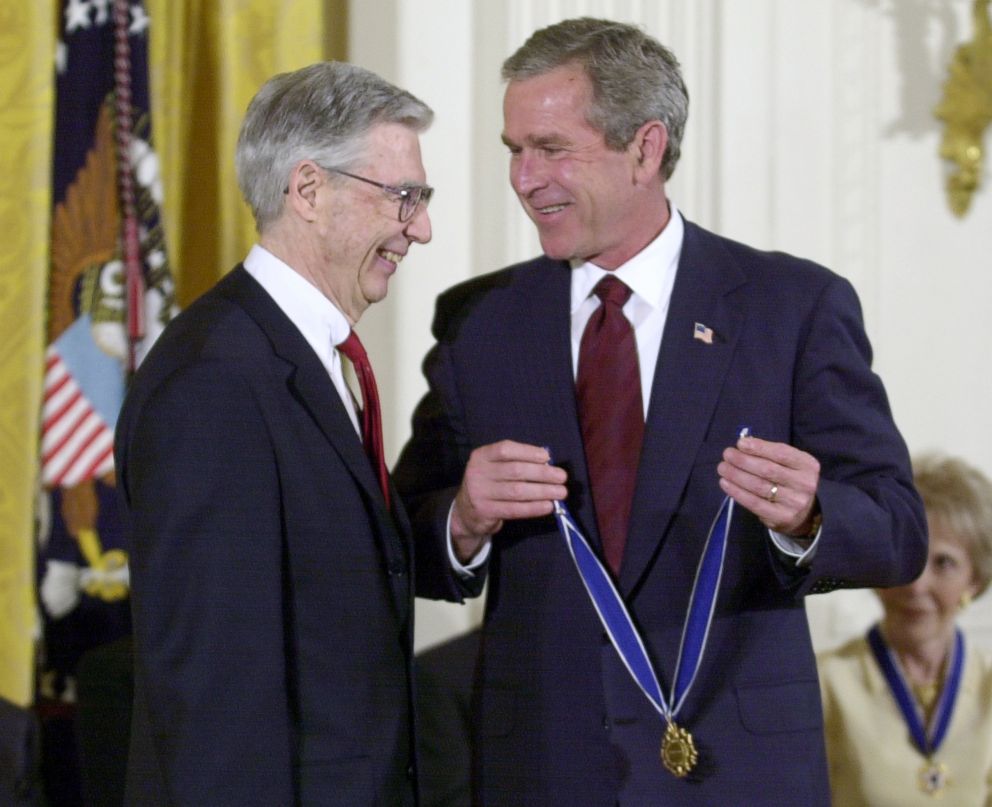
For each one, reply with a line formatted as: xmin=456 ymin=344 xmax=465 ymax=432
xmin=552 ymin=479 xmax=734 ymax=725
xmin=867 ymin=624 xmax=964 ymax=757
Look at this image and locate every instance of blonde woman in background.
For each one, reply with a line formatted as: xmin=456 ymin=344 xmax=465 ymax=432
xmin=818 ymin=453 xmax=992 ymax=805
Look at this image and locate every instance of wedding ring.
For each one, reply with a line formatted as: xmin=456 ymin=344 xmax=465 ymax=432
xmin=768 ymin=484 xmax=779 ymax=503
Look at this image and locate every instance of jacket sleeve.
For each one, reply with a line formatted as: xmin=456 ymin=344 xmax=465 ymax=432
xmin=788 ymin=274 xmax=928 ymax=596
xmin=394 ymin=295 xmax=488 ymax=601
xmin=118 ymin=361 xmax=295 ymax=805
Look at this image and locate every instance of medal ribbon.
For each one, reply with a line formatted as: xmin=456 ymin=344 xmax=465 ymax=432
xmin=866 ymin=624 xmax=965 ymax=756
xmin=551 ymin=459 xmax=735 ymax=725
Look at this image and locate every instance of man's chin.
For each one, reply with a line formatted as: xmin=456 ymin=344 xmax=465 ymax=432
xmin=538 ymin=237 xmax=576 ymax=262
xmin=362 ymin=282 xmax=390 ymax=308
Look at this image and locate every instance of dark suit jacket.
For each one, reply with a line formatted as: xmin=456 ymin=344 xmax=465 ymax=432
xmin=415 ymin=630 xmax=479 ymax=807
xmin=116 ymin=266 xmax=477 ymax=806
xmin=0 ymin=697 xmax=39 ymax=805
xmin=393 ymin=218 xmax=928 ymax=806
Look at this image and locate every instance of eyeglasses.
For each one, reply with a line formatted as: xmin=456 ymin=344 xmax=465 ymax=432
xmin=326 ymin=168 xmax=433 ymax=222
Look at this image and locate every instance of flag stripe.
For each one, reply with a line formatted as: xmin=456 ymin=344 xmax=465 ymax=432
xmin=45 ymin=416 xmax=109 ymax=487
xmin=41 ymin=397 xmax=91 ymax=460
xmin=43 ymin=367 xmax=72 ymax=404
xmin=42 ymin=388 xmax=83 ymax=433
xmin=59 ymin=434 xmax=115 ymax=488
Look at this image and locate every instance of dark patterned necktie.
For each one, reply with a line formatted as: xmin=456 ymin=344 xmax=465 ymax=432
xmin=338 ymin=330 xmax=390 ymax=509
xmin=576 ymin=275 xmax=644 ymax=575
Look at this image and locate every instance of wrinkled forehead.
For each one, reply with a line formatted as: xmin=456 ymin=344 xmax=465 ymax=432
xmin=355 ymin=121 xmax=427 ymax=183
xmin=503 ymin=63 xmax=594 ymax=112
xmin=502 ymin=66 xmax=600 ymax=143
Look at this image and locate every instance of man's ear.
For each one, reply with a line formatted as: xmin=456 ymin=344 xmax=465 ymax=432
xmin=285 ymin=160 xmax=324 ymax=221
xmin=631 ymin=120 xmax=668 ymax=182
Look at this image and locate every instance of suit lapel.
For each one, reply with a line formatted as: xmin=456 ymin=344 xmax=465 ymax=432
xmin=620 ymin=221 xmax=747 ymax=592
xmin=515 ymin=260 xmax=601 ymax=545
xmin=217 ymin=267 xmax=400 ymax=537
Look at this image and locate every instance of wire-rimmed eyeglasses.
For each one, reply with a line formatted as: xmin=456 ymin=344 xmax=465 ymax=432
xmin=327 ymin=168 xmax=433 ymax=222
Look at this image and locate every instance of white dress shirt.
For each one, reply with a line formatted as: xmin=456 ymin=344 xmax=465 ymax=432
xmin=570 ymin=203 xmax=815 ymax=563
xmin=243 ymin=244 xmax=361 ymax=435
xmin=451 ymin=201 xmax=815 ymax=572
xmin=569 ymin=203 xmax=683 ymax=418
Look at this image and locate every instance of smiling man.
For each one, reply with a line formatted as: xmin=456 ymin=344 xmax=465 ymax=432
xmin=115 ymin=62 xmax=480 ymax=806
xmin=394 ymin=17 xmax=927 ymax=807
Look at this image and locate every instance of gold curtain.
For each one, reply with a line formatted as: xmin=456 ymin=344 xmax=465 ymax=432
xmin=148 ymin=0 xmax=349 ymax=305
xmin=0 ymin=0 xmax=347 ymax=707
xmin=0 ymin=1 xmax=54 ymax=707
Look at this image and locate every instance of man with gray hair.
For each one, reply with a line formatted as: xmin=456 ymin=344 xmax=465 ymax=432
xmin=116 ymin=62 xmax=480 ymax=806
xmin=395 ymin=17 xmax=926 ymax=806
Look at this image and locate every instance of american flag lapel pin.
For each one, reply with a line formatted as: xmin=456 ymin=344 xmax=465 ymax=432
xmin=693 ymin=322 xmax=714 ymax=344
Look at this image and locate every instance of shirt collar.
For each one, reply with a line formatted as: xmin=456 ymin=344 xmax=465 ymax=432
xmin=243 ymin=244 xmax=352 ymax=353
xmin=570 ymin=202 xmax=684 ymax=313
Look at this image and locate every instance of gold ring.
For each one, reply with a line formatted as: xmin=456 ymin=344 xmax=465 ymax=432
xmin=768 ymin=484 xmax=779 ymax=503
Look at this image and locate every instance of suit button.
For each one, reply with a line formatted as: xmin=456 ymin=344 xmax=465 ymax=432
xmin=602 ymin=716 xmax=611 ymax=731
xmin=388 ymin=562 xmax=407 ymax=577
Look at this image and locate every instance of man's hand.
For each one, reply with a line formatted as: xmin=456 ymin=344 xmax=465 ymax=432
xmin=718 ymin=434 xmax=820 ymax=537
xmin=450 ymin=440 xmax=568 ymax=562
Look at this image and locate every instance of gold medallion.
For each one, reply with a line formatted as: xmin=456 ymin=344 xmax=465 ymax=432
xmin=660 ymin=721 xmax=698 ymax=778
xmin=918 ymin=759 xmax=950 ymax=796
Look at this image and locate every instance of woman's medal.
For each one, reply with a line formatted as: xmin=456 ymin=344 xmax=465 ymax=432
xmin=867 ymin=625 xmax=964 ymax=798
xmin=918 ymin=760 xmax=950 ymax=796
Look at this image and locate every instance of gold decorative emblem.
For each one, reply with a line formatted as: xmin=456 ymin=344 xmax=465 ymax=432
xmin=918 ymin=759 xmax=951 ymax=796
xmin=934 ymin=0 xmax=992 ymax=217
xmin=660 ymin=721 xmax=698 ymax=778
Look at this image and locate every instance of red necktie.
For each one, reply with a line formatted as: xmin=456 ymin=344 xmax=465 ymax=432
xmin=338 ymin=330 xmax=390 ymax=509
xmin=576 ymin=275 xmax=644 ymax=575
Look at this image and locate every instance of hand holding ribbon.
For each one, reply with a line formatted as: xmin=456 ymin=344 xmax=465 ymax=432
xmin=451 ymin=440 xmax=568 ymax=562
xmin=718 ymin=433 xmax=820 ymax=537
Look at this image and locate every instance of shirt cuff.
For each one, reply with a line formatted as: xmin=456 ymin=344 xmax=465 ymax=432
xmin=446 ymin=501 xmax=492 ymax=578
xmin=769 ymin=525 xmax=821 ymax=568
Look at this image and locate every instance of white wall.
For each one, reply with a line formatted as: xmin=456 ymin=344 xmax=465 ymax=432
xmin=350 ymin=0 xmax=992 ymax=652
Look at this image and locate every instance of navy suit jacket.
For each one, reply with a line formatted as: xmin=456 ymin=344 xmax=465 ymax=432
xmin=116 ymin=266 xmax=476 ymax=806
xmin=394 ymin=218 xmax=927 ymax=806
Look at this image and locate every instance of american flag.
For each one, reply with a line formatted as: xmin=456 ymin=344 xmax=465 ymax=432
xmin=37 ymin=0 xmax=176 ymax=762
xmin=693 ymin=322 xmax=714 ymax=344
xmin=41 ymin=342 xmax=118 ymax=488
xmin=44 ymin=0 xmax=175 ymax=509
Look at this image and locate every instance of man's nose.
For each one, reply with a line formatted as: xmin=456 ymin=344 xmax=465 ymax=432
xmin=511 ymin=151 xmax=546 ymax=197
xmin=906 ymin=564 xmax=933 ymax=592
xmin=405 ymin=204 xmax=432 ymax=244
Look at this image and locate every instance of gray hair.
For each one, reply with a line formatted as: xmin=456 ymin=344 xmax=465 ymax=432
xmin=913 ymin=452 xmax=992 ymax=596
xmin=502 ymin=17 xmax=688 ymax=181
xmin=236 ymin=61 xmax=433 ymax=232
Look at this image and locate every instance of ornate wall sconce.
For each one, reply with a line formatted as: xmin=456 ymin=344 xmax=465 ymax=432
xmin=934 ymin=0 xmax=992 ymax=217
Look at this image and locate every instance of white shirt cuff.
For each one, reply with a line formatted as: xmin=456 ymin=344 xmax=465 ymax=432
xmin=769 ymin=525 xmax=821 ymax=568
xmin=446 ymin=501 xmax=492 ymax=577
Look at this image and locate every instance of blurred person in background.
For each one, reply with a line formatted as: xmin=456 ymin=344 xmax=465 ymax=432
xmin=818 ymin=452 xmax=992 ymax=805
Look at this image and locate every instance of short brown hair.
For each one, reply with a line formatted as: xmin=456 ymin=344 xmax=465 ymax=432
xmin=502 ymin=17 xmax=688 ymax=181
xmin=913 ymin=452 xmax=992 ymax=596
